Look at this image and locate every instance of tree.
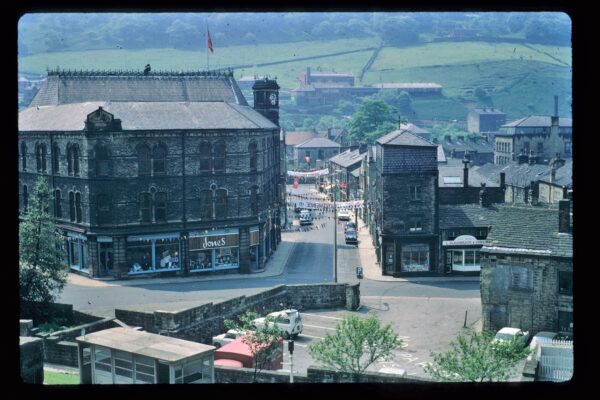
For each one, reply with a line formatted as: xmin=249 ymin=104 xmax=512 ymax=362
xmin=19 ymin=176 xmax=67 ymax=304
xmin=224 ymin=311 xmax=284 ymax=383
xmin=424 ymin=330 xmax=531 ymax=382
xmin=308 ymin=314 xmax=402 ymax=382
xmin=347 ymin=99 xmax=397 ymax=144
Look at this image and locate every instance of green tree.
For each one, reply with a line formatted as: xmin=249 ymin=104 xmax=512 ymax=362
xmin=224 ymin=311 xmax=284 ymax=383
xmin=424 ymin=330 xmax=531 ymax=382
xmin=308 ymin=314 xmax=402 ymax=382
xmin=347 ymin=99 xmax=397 ymax=144
xmin=19 ymin=176 xmax=67 ymax=304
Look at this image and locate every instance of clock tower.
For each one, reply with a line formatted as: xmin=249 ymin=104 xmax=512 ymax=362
xmin=252 ymin=77 xmax=280 ymax=127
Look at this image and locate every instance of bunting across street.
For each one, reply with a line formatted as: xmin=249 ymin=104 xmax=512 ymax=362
xmin=287 ymin=168 xmax=329 ymax=177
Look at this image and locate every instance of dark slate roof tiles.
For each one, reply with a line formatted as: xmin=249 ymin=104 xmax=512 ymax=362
xmin=376 ymin=130 xmax=436 ymax=147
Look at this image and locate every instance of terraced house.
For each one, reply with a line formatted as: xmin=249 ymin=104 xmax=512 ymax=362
xmin=18 ymin=68 xmax=282 ymax=279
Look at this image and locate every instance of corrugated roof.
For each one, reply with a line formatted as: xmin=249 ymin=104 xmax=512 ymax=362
xmin=30 ymin=72 xmax=249 ymax=107
xmin=76 ymin=327 xmax=214 ymax=362
xmin=376 ymin=130 xmax=436 ymax=147
xmin=295 ymin=137 xmax=341 ymax=148
xmin=502 ymin=116 xmax=573 ymax=128
xmin=19 ymin=101 xmax=277 ymax=131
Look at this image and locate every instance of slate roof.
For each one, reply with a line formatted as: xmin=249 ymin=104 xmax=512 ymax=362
xmin=329 ymin=149 xmax=366 ymax=168
xmin=285 ymin=131 xmax=316 ymax=146
xmin=501 ymin=116 xmax=573 ymax=128
xmin=473 ymin=160 xmax=572 ymax=188
xmin=295 ymin=137 xmax=341 ymax=148
xmin=442 ymin=137 xmax=495 ymax=155
xmin=438 ymin=159 xmax=498 ymax=187
xmin=437 ymin=144 xmax=447 ymax=163
xmin=376 ymin=130 xmax=436 ymax=147
xmin=440 ymin=204 xmax=572 ymax=257
xmin=29 ymin=70 xmax=248 ymax=107
xmin=399 ymin=122 xmax=431 ymax=135
xmin=19 ymin=101 xmax=277 ymax=131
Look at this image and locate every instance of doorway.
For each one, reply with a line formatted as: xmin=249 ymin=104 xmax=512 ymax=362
xmin=98 ymin=242 xmax=113 ymax=277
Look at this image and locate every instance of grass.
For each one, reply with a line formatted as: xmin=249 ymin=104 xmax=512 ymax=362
xmin=43 ymin=369 xmax=79 ymax=385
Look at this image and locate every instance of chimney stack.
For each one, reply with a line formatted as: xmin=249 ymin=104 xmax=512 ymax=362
xmin=479 ymin=183 xmax=489 ymax=207
xmin=530 ymin=180 xmax=538 ymax=205
xmin=500 ymin=172 xmax=506 ymax=190
xmin=554 ymin=95 xmax=559 ymax=117
xmin=558 ymin=199 xmax=571 ymax=233
xmin=551 ymin=96 xmax=559 ymax=128
xmin=517 ymin=152 xmax=528 ymax=164
xmin=463 ymin=152 xmax=470 ymax=188
xmin=359 ymin=143 xmax=367 ymax=154
xmin=528 ymin=150 xmax=536 ymax=165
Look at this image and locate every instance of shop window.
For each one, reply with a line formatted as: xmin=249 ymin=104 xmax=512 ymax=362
xmin=155 ymin=240 xmax=180 ymax=271
xmin=215 ymin=247 xmax=238 ymax=268
xmin=69 ymin=191 xmax=75 ymax=221
xmin=199 ymin=190 xmax=213 ymax=219
xmin=68 ymin=240 xmax=80 ymax=267
xmin=95 ymin=145 xmax=110 ymax=177
xmin=139 ymin=193 xmax=151 ymax=223
xmin=409 ymin=185 xmax=421 ymax=201
xmin=558 ymin=271 xmax=573 ymax=296
xmin=127 ymin=241 xmax=153 ymax=272
xmin=152 ymin=143 xmax=167 ymax=175
xmin=215 ymin=189 xmax=227 ymax=219
xmin=214 ymin=141 xmax=226 ymax=172
xmin=249 ymin=141 xmax=258 ymax=171
xmin=54 ymin=189 xmax=62 ymax=218
xmin=137 ymin=144 xmax=151 ymax=176
xmin=401 ymin=244 xmax=429 ymax=272
xmin=154 ymin=192 xmax=167 ymax=222
xmin=199 ymin=142 xmax=212 ymax=172
xmin=97 ymin=194 xmax=110 ymax=225
xmin=23 ymin=185 xmax=28 ymax=212
xmin=250 ymin=186 xmax=258 ymax=216
xmin=21 ymin=141 xmax=27 ymax=171
xmin=75 ymin=192 xmax=82 ymax=223
xmin=510 ymin=266 xmax=533 ymax=291
xmin=190 ymin=249 xmax=213 ymax=270
xmin=52 ymin=142 xmax=60 ymax=174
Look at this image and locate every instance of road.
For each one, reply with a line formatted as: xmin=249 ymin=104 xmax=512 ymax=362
xmin=57 ymin=184 xmax=482 ymax=378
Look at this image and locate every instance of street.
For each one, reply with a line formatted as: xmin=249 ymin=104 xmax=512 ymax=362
xmin=58 ymin=184 xmax=482 ymax=378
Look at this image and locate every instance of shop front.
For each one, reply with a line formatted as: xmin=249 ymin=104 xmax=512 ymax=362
xmin=249 ymin=227 xmax=260 ymax=270
xmin=97 ymin=236 xmax=113 ymax=277
xmin=126 ymin=233 xmax=181 ymax=275
xmin=188 ymin=229 xmax=240 ymax=273
xmin=66 ymin=231 xmax=90 ymax=275
xmin=442 ymin=235 xmax=486 ymax=274
xmin=381 ymin=236 xmax=438 ymax=276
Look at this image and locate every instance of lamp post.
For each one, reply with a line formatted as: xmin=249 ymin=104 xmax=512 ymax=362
xmin=333 ymin=185 xmax=338 ymax=284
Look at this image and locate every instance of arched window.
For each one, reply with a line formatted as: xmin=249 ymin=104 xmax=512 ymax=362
xmin=199 ymin=190 xmax=213 ymax=219
xmin=23 ymin=185 xmax=28 ymax=212
xmin=69 ymin=192 xmax=75 ymax=222
xmin=199 ymin=142 xmax=212 ymax=172
xmin=97 ymin=194 xmax=110 ymax=225
xmin=215 ymin=189 xmax=227 ymax=219
xmin=249 ymin=141 xmax=258 ymax=172
xmin=40 ymin=143 xmax=47 ymax=172
xmin=54 ymin=189 xmax=62 ymax=218
xmin=95 ymin=145 xmax=110 ymax=177
xmin=21 ymin=141 xmax=27 ymax=171
xmin=75 ymin=192 xmax=82 ymax=223
xmin=152 ymin=143 xmax=167 ymax=175
xmin=35 ymin=143 xmax=41 ymax=171
xmin=52 ymin=142 xmax=60 ymax=174
xmin=214 ymin=140 xmax=226 ymax=172
xmin=139 ymin=192 xmax=151 ymax=223
xmin=137 ymin=144 xmax=151 ymax=176
xmin=250 ymin=186 xmax=258 ymax=216
xmin=154 ymin=192 xmax=167 ymax=222
xmin=67 ymin=144 xmax=73 ymax=175
xmin=72 ymin=144 xmax=80 ymax=176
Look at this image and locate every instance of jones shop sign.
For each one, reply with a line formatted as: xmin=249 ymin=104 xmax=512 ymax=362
xmin=443 ymin=235 xmax=487 ymax=247
xmin=189 ymin=234 xmax=239 ymax=251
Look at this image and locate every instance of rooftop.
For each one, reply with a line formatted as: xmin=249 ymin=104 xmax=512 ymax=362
xmin=471 ymin=108 xmax=506 ymax=115
xmin=295 ymin=137 xmax=341 ymax=149
xmin=376 ymin=130 xmax=436 ymax=147
xmin=438 ymin=159 xmax=498 ymax=187
xmin=329 ymin=149 xmax=366 ymax=168
xmin=285 ymin=131 xmax=317 ymax=146
xmin=473 ymin=159 xmax=572 ymax=188
xmin=501 ymin=116 xmax=573 ymax=129
xmin=76 ymin=327 xmax=215 ymax=362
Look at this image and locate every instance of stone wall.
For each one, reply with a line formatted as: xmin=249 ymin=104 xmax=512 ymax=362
xmin=115 ymin=283 xmax=359 ymax=345
xmin=20 ymin=337 xmax=44 ymax=384
xmin=43 ymin=337 xmax=79 ymax=367
xmin=20 ymin=301 xmax=74 ymax=326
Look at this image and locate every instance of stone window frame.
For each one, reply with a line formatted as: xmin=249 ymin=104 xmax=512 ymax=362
xmin=136 ymin=143 xmax=152 ymax=177
xmin=509 ymin=265 xmax=534 ymax=292
xmin=213 ymin=140 xmax=226 ymax=172
xmin=67 ymin=143 xmax=80 ymax=176
xmin=95 ymin=144 xmax=111 ymax=177
xmin=199 ymin=189 xmax=213 ymax=220
xmin=69 ymin=191 xmax=75 ymax=222
xmin=96 ymin=193 xmax=111 ymax=225
xmin=198 ymin=141 xmax=212 ymax=172
xmin=214 ymin=188 xmax=228 ymax=220
xmin=54 ymin=189 xmax=62 ymax=219
xmin=152 ymin=143 xmax=167 ymax=175
xmin=154 ymin=192 xmax=167 ymax=223
xmin=21 ymin=141 xmax=27 ymax=171
xmin=250 ymin=185 xmax=259 ymax=216
xmin=75 ymin=192 xmax=82 ymax=223
xmin=408 ymin=184 xmax=422 ymax=201
xmin=249 ymin=140 xmax=258 ymax=172
xmin=139 ymin=192 xmax=152 ymax=223
xmin=23 ymin=184 xmax=28 ymax=212
xmin=52 ymin=142 xmax=61 ymax=175
xmin=558 ymin=270 xmax=573 ymax=296
xmin=35 ymin=142 xmax=47 ymax=173
xmin=409 ymin=216 xmax=423 ymax=232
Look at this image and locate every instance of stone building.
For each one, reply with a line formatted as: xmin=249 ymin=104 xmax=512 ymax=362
xmin=371 ymin=130 xmax=439 ymax=276
xmin=494 ymin=97 xmax=572 ymax=165
xmin=480 ymin=200 xmax=573 ymax=336
xmin=467 ymin=107 xmax=506 ymax=138
xmin=440 ymin=135 xmax=495 ymax=166
xmin=292 ymin=137 xmax=341 ymax=169
xmin=18 ymin=68 xmax=282 ymax=279
xmin=328 ymin=148 xmax=366 ymax=201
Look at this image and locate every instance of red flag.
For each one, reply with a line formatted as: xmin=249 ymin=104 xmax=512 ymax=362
xmin=207 ymin=27 xmax=214 ymax=53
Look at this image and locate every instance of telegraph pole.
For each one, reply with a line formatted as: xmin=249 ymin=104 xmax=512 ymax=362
xmin=333 ymin=187 xmax=337 ymax=283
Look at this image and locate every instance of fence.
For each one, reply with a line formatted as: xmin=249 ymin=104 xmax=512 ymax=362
xmin=536 ymin=342 xmax=573 ymax=382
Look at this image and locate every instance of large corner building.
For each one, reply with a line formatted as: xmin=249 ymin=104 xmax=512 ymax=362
xmin=19 ymin=68 xmax=283 ymax=279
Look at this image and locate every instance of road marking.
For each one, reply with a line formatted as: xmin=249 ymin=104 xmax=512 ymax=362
xmin=303 ymin=324 xmax=337 ymax=331
xmin=301 ymin=313 xmax=345 ymax=321
xmin=299 ymin=333 xmax=325 ymax=340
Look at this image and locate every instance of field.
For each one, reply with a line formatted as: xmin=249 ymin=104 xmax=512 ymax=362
xmin=19 ymin=39 xmax=572 ymax=121
xmin=43 ymin=369 xmax=79 ymax=385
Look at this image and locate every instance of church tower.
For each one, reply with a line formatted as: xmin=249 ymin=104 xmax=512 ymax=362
xmin=252 ymin=77 xmax=280 ymax=127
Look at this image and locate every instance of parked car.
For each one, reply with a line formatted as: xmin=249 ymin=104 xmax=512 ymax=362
xmin=252 ymin=309 xmax=303 ymax=339
xmin=337 ymin=210 xmax=350 ymax=221
xmin=299 ymin=209 xmax=313 ymax=225
xmin=529 ymin=331 xmax=558 ymax=351
xmin=345 ymin=222 xmax=356 ymax=232
xmin=345 ymin=230 xmax=358 ymax=245
xmin=493 ymin=327 xmax=530 ymax=347
xmin=212 ymin=329 xmax=248 ymax=348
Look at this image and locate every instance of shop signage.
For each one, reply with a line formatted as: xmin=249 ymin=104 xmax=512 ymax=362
xmin=443 ymin=235 xmax=487 ymax=247
xmin=189 ymin=234 xmax=239 ymax=251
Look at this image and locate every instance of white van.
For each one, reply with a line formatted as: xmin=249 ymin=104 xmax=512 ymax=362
xmin=299 ymin=209 xmax=312 ymax=225
xmin=252 ymin=309 xmax=303 ymax=339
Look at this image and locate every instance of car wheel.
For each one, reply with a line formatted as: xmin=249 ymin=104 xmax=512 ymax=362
xmin=283 ymin=332 xmax=290 ymax=340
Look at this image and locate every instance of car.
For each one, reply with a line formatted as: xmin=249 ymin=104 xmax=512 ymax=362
xmin=337 ymin=210 xmax=350 ymax=221
xmin=529 ymin=331 xmax=558 ymax=351
xmin=345 ymin=230 xmax=358 ymax=245
xmin=344 ymin=222 xmax=356 ymax=232
xmin=212 ymin=329 xmax=248 ymax=348
xmin=299 ymin=209 xmax=313 ymax=225
xmin=252 ymin=309 xmax=303 ymax=339
xmin=493 ymin=327 xmax=530 ymax=347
